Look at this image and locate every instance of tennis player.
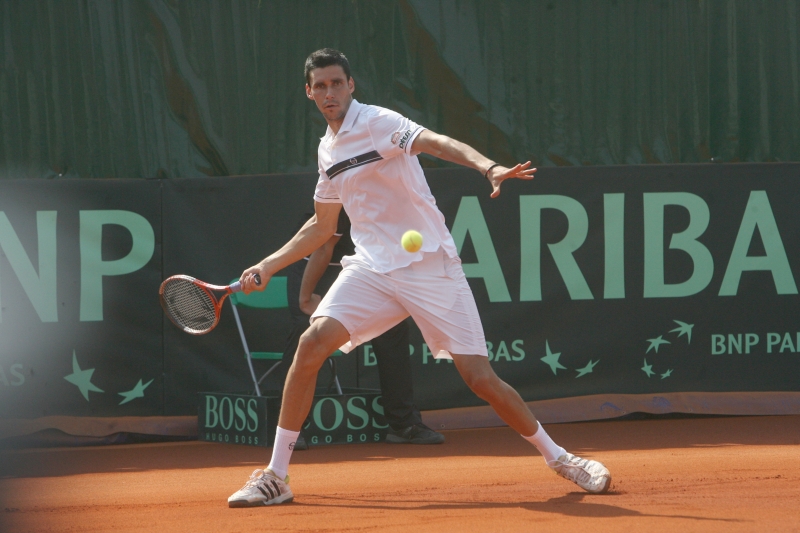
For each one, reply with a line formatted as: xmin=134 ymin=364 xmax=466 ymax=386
xmin=229 ymin=48 xmax=611 ymax=507
xmin=281 ymin=209 xmax=445 ymax=446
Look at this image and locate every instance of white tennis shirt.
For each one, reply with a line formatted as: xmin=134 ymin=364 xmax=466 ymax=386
xmin=314 ymin=99 xmax=458 ymax=273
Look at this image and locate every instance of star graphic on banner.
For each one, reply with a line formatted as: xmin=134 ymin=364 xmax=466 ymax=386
xmin=118 ymin=379 xmax=154 ymax=405
xmin=669 ymin=320 xmax=694 ymax=344
xmin=646 ymin=335 xmax=671 ymax=353
xmin=540 ymin=340 xmax=567 ymax=375
xmin=661 ymin=369 xmax=673 ymax=379
xmin=641 ymin=359 xmax=655 ymax=377
xmin=63 ymin=350 xmax=104 ymax=401
xmin=575 ymin=360 xmax=598 ymax=378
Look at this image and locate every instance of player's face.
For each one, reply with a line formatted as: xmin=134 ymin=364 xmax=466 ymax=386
xmin=306 ymin=65 xmax=355 ymax=124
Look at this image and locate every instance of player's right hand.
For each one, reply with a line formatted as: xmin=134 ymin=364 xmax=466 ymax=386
xmin=240 ymin=266 xmax=269 ymax=294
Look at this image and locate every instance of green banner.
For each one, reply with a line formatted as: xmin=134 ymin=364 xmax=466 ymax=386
xmin=197 ymin=389 xmax=387 ymax=448
xmin=0 ymin=179 xmax=163 ymax=418
xmin=1 ymin=164 xmax=799 ymax=420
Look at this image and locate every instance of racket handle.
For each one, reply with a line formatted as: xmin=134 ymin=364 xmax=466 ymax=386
xmin=230 ymin=273 xmax=262 ymax=293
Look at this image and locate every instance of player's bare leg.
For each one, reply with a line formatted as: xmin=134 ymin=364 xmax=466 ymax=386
xmin=451 ymin=353 xmax=539 ymax=435
xmin=451 ymin=353 xmax=612 ymax=494
xmin=228 ymin=317 xmax=349 ymax=508
xmin=278 ymin=316 xmax=350 ymax=430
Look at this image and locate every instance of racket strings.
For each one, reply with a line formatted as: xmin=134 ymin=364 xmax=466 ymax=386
xmin=162 ymin=279 xmax=217 ymax=332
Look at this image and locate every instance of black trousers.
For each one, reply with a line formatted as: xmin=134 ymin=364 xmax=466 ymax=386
xmin=279 ymin=260 xmax=422 ymax=431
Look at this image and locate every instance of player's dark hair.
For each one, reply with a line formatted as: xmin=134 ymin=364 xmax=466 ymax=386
xmin=304 ymin=48 xmax=351 ymax=84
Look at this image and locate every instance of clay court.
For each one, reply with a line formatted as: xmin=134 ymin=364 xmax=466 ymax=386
xmin=2 ymin=415 xmax=799 ymax=533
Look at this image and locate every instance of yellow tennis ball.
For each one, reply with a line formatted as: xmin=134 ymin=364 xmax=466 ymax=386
xmin=401 ymin=230 xmax=423 ymax=253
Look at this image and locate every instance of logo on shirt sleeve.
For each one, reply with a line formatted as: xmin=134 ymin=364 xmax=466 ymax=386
xmin=394 ymin=129 xmax=413 ymax=150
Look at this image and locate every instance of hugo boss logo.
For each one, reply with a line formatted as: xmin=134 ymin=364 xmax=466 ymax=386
xmin=310 ymin=395 xmax=387 ymax=432
xmin=199 ymin=391 xmax=388 ymax=448
xmin=203 ymin=394 xmax=260 ymax=432
xmin=304 ymin=393 xmax=389 ymax=445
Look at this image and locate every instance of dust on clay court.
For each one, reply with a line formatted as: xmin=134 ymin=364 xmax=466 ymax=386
xmin=2 ymin=415 xmax=799 ymax=533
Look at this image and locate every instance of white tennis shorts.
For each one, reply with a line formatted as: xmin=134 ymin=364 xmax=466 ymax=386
xmin=311 ymin=248 xmax=488 ymax=359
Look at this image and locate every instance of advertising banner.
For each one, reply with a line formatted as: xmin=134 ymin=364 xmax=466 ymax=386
xmin=2 ymin=163 xmax=799 ymax=422
xmin=0 ymin=179 xmax=162 ymax=419
xmin=413 ymin=164 xmax=800 ymax=410
xmin=198 ymin=392 xmax=277 ymax=447
xmin=198 ymin=389 xmax=387 ymax=448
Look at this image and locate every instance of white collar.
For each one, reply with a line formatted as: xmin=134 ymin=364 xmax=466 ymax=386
xmin=323 ymin=99 xmax=362 ymax=140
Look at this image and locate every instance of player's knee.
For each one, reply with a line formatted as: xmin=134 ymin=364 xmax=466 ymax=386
xmin=296 ymin=329 xmax=336 ymax=369
xmin=462 ymin=372 xmax=497 ymax=400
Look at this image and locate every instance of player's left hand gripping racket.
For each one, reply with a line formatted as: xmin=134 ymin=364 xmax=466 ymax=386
xmin=159 ymin=274 xmax=261 ymax=335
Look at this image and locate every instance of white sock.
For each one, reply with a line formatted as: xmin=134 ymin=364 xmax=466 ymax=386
xmin=267 ymin=426 xmax=300 ymax=480
xmin=522 ymin=421 xmax=567 ymax=464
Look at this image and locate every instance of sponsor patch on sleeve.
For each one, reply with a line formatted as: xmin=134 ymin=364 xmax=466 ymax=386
xmin=397 ymin=129 xmax=412 ymax=149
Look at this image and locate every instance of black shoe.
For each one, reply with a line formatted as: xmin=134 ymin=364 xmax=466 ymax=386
xmin=385 ymin=423 xmax=445 ymax=445
xmin=294 ymin=434 xmax=309 ymax=451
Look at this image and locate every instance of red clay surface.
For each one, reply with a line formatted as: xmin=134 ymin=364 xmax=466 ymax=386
xmin=1 ymin=415 xmax=799 ymax=533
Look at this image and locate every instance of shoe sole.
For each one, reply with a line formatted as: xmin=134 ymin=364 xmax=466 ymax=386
xmin=228 ymin=494 xmax=294 ymax=508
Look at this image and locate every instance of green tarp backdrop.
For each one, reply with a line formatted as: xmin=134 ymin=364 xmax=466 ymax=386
xmin=1 ymin=0 xmax=800 ymax=180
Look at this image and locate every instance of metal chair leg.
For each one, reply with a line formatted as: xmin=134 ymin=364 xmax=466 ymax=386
xmin=257 ymin=361 xmax=282 ymax=386
xmin=230 ymin=301 xmax=261 ymax=397
xmin=327 ymin=358 xmax=343 ymax=395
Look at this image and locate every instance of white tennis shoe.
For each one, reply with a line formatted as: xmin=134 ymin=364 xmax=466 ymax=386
xmin=548 ymin=453 xmax=612 ymax=494
xmin=228 ymin=469 xmax=294 ymax=508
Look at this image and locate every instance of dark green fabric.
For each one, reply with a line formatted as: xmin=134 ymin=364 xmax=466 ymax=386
xmin=1 ymin=0 xmax=798 ymax=180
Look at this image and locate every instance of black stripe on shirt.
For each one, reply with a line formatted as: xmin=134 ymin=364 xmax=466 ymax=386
xmin=326 ymin=150 xmax=383 ymax=179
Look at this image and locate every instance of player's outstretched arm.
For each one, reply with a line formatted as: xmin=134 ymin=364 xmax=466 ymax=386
xmin=240 ymin=201 xmax=342 ymax=294
xmin=411 ymin=129 xmax=536 ymax=198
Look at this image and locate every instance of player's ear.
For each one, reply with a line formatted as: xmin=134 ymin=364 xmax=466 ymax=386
xmin=348 ymin=76 xmax=355 ymax=94
xmin=305 ymin=84 xmax=313 ymax=99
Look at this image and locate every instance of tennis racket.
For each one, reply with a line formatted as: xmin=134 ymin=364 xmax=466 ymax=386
xmin=159 ymin=274 xmax=261 ymax=335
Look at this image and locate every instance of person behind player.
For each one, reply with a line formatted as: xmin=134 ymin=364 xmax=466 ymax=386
xmin=280 ymin=209 xmax=444 ymax=447
xmin=228 ymin=48 xmax=611 ymax=507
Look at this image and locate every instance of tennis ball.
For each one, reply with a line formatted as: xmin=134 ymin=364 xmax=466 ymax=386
xmin=401 ymin=230 xmax=423 ymax=253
